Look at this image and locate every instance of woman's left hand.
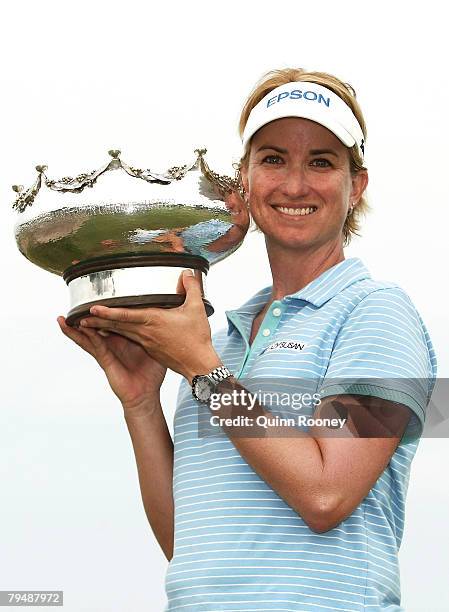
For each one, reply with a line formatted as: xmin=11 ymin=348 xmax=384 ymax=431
xmin=79 ymin=269 xmax=223 ymax=383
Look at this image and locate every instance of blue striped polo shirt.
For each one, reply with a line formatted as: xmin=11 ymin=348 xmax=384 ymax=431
xmin=164 ymin=257 xmax=437 ymax=611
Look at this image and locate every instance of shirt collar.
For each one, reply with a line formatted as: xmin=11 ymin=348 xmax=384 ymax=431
xmin=225 ymin=286 xmax=272 ymax=336
xmin=225 ymin=258 xmax=370 ymax=335
xmin=288 ymin=257 xmax=371 ymax=306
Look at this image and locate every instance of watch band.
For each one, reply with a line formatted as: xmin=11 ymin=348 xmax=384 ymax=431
xmin=191 ymin=366 xmax=233 ymax=403
xmin=208 ymin=365 xmax=232 ymax=383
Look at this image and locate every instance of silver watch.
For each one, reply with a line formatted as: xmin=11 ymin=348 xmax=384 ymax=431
xmin=191 ymin=366 xmax=232 ymax=403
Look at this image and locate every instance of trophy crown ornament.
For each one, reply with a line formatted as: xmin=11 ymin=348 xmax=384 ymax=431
xmin=13 ymin=148 xmax=249 ymax=325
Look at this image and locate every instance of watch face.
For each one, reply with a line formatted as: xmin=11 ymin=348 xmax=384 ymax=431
xmin=194 ymin=376 xmax=215 ymax=402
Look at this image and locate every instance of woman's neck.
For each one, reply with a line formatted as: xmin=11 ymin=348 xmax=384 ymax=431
xmin=265 ymin=239 xmax=345 ymax=302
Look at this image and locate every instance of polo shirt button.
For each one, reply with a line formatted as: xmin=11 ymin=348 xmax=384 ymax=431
xmin=262 ymin=328 xmax=271 ymax=337
xmin=272 ymin=307 xmax=282 ymax=317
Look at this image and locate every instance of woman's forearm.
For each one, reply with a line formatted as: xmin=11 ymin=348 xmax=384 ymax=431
xmin=124 ymin=401 xmax=174 ymax=561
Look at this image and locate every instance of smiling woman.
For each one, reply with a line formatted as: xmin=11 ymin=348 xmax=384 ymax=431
xmin=238 ymin=68 xmax=368 ymax=245
xmin=58 ymin=67 xmax=437 ymax=612
xmin=239 ymin=117 xmax=368 ymax=257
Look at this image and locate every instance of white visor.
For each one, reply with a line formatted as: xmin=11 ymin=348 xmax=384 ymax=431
xmin=242 ymin=81 xmax=365 ymax=161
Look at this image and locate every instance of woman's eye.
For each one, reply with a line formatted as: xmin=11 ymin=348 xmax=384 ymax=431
xmin=262 ymin=155 xmax=283 ymax=164
xmin=311 ymin=158 xmax=332 ymax=168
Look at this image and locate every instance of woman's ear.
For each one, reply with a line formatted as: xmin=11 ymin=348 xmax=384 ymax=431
xmin=350 ymin=169 xmax=369 ymax=205
xmin=240 ymin=164 xmax=249 ymax=195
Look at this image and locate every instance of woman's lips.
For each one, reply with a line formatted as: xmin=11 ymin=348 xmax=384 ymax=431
xmin=272 ymin=205 xmax=318 ymax=217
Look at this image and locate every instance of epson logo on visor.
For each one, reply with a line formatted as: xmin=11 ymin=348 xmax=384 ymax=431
xmin=242 ymin=80 xmax=365 ymax=161
xmin=266 ymin=89 xmax=331 ymax=109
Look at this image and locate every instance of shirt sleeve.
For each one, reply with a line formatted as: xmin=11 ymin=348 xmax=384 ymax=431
xmin=319 ymin=287 xmax=437 ymax=440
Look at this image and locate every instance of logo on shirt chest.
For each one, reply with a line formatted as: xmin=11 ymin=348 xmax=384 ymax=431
xmin=262 ymin=339 xmax=306 ymax=353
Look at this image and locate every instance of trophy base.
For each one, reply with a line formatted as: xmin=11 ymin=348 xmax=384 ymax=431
xmin=63 ymin=253 xmax=213 ymax=327
xmin=66 ymin=294 xmax=214 ymax=327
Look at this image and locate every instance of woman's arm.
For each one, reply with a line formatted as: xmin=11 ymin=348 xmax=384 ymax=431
xmin=124 ymin=399 xmax=174 ymax=561
xmin=57 ymin=318 xmax=175 ymax=558
xmin=206 ymin=380 xmax=410 ymax=533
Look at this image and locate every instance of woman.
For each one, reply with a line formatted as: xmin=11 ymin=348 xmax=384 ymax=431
xmin=58 ymin=68 xmax=437 ymax=611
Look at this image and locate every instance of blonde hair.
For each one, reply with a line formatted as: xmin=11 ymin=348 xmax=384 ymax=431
xmin=237 ymin=68 xmax=369 ymax=245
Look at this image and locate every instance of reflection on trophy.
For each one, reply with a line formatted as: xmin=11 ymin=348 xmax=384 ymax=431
xmin=12 ymin=149 xmax=249 ymax=326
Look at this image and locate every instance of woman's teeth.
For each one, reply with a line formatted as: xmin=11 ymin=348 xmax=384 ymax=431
xmin=275 ymin=206 xmax=317 ymax=216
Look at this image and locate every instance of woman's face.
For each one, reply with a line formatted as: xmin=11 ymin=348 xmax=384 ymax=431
xmin=241 ymin=117 xmax=368 ymax=252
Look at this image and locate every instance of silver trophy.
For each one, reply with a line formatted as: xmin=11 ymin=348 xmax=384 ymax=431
xmin=13 ymin=149 xmax=249 ymax=326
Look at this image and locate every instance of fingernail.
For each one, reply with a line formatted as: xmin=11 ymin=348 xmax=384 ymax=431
xmin=185 ymin=269 xmax=194 ymax=276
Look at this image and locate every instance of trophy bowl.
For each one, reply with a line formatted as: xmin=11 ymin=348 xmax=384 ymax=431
xmin=12 ymin=148 xmax=249 ymax=326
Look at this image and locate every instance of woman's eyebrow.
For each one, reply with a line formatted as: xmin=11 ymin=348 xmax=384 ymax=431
xmin=255 ymin=145 xmax=288 ymax=154
xmin=309 ymin=149 xmax=339 ymax=157
xmin=255 ymin=146 xmax=339 ymax=157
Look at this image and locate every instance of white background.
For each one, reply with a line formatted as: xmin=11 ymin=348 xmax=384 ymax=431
xmin=1 ymin=1 xmax=448 ymax=610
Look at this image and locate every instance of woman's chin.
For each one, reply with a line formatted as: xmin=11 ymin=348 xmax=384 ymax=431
xmin=265 ymin=232 xmax=318 ymax=251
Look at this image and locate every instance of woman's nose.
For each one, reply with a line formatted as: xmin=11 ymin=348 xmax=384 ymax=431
xmin=280 ymin=167 xmax=310 ymax=198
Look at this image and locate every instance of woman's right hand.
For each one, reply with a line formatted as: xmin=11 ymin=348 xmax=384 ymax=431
xmin=57 ymin=315 xmax=167 ymax=418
